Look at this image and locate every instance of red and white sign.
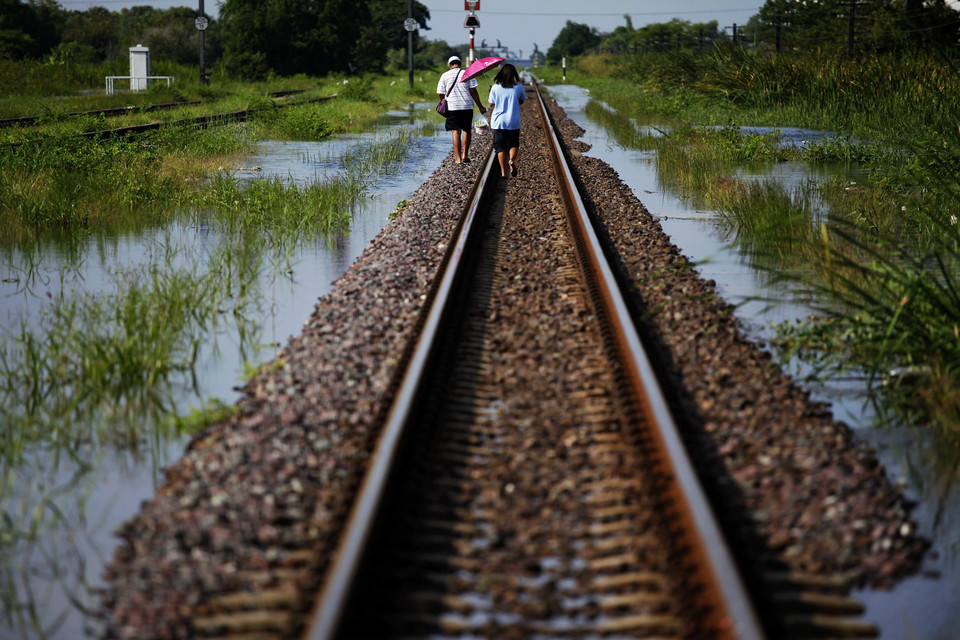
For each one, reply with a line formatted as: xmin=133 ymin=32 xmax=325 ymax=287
xmin=464 ymin=0 xmax=479 ymax=10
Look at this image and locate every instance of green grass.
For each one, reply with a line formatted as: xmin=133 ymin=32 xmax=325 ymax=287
xmin=0 ymin=72 xmax=428 ymax=243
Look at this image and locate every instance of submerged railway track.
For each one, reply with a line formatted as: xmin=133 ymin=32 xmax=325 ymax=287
xmin=103 ymin=81 xmax=919 ymax=640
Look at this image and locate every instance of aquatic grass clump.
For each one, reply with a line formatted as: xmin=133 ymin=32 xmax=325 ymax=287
xmin=199 ymin=173 xmax=363 ymax=242
xmin=584 ymin=100 xmax=659 ymax=150
xmin=715 ymin=180 xmax=824 ymax=269
xmin=262 ymin=104 xmax=334 ymax=140
xmin=337 ymin=127 xmax=416 ymax=179
xmin=772 ymin=212 xmax=960 ymax=425
xmin=0 ymin=125 xmax=255 ymax=242
xmin=0 ymin=249 xmax=259 ymax=467
xmin=196 ymin=127 xmax=418 ymax=245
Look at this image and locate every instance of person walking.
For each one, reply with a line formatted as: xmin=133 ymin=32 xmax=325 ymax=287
xmin=437 ymin=55 xmax=487 ymax=164
xmin=486 ymin=63 xmax=525 ymax=178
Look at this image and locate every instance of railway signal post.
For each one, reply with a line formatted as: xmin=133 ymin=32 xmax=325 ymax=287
xmin=464 ymin=0 xmax=480 ymax=63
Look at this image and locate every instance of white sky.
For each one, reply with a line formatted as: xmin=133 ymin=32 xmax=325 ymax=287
xmin=54 ymin=0 xmax=960 ymax=61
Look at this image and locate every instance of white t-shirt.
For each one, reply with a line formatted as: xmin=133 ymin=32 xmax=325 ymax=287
xmin=437 ymin=68 xmax=478 ymax=111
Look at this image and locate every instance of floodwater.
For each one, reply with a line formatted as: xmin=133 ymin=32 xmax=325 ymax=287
xmin=0 ymin=104 xmax=449 ymax=640
xmin=546 ymin=83 xmax=960 ymax=639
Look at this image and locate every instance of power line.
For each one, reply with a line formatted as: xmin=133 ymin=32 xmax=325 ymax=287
xmin=430 ymin=8 xmax=759 ymax=17
xmin=59 ymin=0 xmax=190 ymax=4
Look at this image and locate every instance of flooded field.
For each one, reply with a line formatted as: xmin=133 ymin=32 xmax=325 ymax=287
xmin=0 ymin=105 xmax=448 ymax=639
xmin=3 ymin=89 xmax=958 ymax=639
xmin=547 ymin=83 xmax=960 ymax=639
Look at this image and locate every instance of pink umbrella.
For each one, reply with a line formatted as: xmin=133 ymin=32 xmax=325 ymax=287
xmin=460 ymin=56 xmax=505 ymax=84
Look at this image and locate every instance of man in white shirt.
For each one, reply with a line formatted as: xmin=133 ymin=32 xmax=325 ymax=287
xmin=437 ymin=55 xmax=487 ymax=164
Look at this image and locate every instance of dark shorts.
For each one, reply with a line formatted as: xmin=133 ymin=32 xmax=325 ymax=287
xmin=445 ymin=109 xmax=473 ymax=131
xmin=492 ymin=128 xmax=520 ymax=153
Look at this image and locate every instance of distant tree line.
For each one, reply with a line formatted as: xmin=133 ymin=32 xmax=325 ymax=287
xmin=0 ymin=0 xmax=438 ymax=78
xmin=547 ymin=0 xmax=960 ymax=62
xmin=748 ymin=0 xmax=960 ymax=54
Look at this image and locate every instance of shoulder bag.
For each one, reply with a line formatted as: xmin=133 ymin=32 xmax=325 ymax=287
xmin=437 ymin=70 xmax=463 ymax=116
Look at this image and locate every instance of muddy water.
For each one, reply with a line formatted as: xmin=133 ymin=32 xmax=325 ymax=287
xmin=546 ymin=83 xmax=960 ymax=639
xmin=0 ymin=106 xmax=449 ymax=640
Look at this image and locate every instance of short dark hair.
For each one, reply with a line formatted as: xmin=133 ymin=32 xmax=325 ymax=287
xmin=494 ymin=63 xmax=520 ymax=88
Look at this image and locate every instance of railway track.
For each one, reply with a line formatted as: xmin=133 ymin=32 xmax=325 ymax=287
xmin=0 ymin=100 xmax=201 ymax=129
xmin=0 ymin=89 xmax=308 ymax=130
xmin=105 ymin=83 xmax=887 ymax=640
xmin=303 ymin=82 xmax=764 ymax=640
xmin=2 ymin=93 xmax=333 ymax=147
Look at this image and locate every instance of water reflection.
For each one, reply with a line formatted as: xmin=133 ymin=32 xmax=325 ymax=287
xmin=546 ymin=83 xmax=960 ymax=638
xmin=0 ymin=106 xmax=449 ymax=639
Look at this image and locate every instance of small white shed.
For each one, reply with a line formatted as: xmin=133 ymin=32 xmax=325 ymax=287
xmin=129 ymin=44 xmax=150 ymax=91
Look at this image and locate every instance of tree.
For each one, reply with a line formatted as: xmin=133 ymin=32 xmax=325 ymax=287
xmin=597 ymin=15 xmax=635 ymax=54
xmin=367 ymin=0 xmax=431 ymax=51
xmin=62 ymin=6 xmax=121 ymax=61
xmin=0 ymin=0 xmax=67 ymax=59
xmin=630 ymin=18 xmax=721 ymax=53
xmin=219 ymin=0 xmax=385 ymax=76
xmin=546 ymin=21 xmax=600 ymax=63
xmin=751 ymin=0 xmax=960 ymax=54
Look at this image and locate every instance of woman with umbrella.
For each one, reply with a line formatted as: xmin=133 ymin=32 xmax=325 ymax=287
xmin=486 ymin=63 xmax=525 ymax=178
xmin=437 ymin=55 xmax=487 ymax=164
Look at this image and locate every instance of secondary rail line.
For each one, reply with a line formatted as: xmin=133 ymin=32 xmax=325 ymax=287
xmin=0 ymin=89 xmax=308 ymax=130
xmin=0 ymin=100 xmax=200 ymax=129
xmin=2 ymin=94 xmax=334 ymax=148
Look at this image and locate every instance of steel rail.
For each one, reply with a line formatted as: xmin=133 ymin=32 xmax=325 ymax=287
xmin=2 ymin=95 xmax=335 ymax=148
xmin=0 ymin=101 xmax=201 ymax=129
xmin=533 ymin=83 xmax=766 ymax=640
xmin=303 ymin=147 xmax=498 ymax=640
xmin=1 ymin=90 xmax=311 ymax=129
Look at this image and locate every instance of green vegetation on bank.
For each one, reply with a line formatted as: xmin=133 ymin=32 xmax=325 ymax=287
xmin=0 ymin=69 xmax=436 ymax=241
xmin=543 ymin=48 xmax=960 ymax=430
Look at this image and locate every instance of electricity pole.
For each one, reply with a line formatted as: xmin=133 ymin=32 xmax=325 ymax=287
xmin=407 ymin=0 xmax=414 ymax=88
xmin=195 ymin=0 xmax=208 ymax=84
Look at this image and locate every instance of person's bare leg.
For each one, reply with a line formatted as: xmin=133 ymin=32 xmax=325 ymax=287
xmin=462 ymin=129 xmax=472 ymax=161
xmin=452 ymin=130 xmax=463 ymax=163
xmin=497 ymin=151 xmax=508 ymax=177
xmin=508 ymin=146 xmax=518 ymax=176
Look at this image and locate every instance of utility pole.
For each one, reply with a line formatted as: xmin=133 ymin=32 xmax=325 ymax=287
xmin=407 ymin=0 xmax=413 ymax=88
xmin=725 ymin=23 xmax=738 ymax=46
xmin=197 ymin=0 xmax=207 ymax=84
